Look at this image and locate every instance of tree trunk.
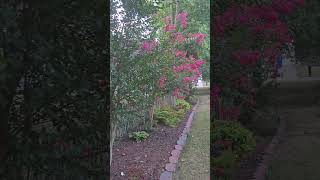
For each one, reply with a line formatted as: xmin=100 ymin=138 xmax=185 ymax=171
xmin=147 ymin=100 xmax=158 ymax=129
xmin=175 ymin=0 xmax=179 ymax=19
xmin=110 ymin=120 xmax=117 ymax=166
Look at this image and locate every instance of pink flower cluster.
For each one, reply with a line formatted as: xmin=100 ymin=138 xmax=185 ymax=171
xmin=158 ymin=76 xmax=166 ymax=89
xmin=176 ymin=12 xmax=188 ymax=29
xmin=232 ymin=50 xmax=260 ymax=66
xmin=212 ymin=1 xmax=304 ymax=121
xmin=189 ymin=33 xmax=206 ymax=45
xmin=172 ymin=88 xmax=184 ymax=99
xmin=173 ymin=32 xmax=186 ymax=44
xmin=182 ymin=76 xmax=198 ymax=84
xmin=141 ymin=40 xmax=157 ymax=53
xmin=213 ymin=0 xmax=304 ymax=41
xmin=158 ymin=11 xmax=206 ymax=100
xmin=175 ymin=50 xmax=187 ymax=58
xmin=171 ymin=58 xmax=204 ymax=98
xmin=263 ymin=46 xmax=281 ymax=65
xmin=163 ymin=11 xmax=188 ymax=32
xmin=173 ymin=60 xmax=204 ymax=73
xmin=164 ymin=24 xmax=176 ymax=32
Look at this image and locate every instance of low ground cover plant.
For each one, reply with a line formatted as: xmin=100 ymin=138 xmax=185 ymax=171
xmin=176 ymin=99 xmax=191 ymax=113
xmin=129 ymin=131 xmax=150 ymax=142
xmin=154 ymin=106 xmax=183 ymax=127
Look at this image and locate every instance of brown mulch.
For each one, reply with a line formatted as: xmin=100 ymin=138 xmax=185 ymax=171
xmin=110 ymin=110 xmax=193 ymax=180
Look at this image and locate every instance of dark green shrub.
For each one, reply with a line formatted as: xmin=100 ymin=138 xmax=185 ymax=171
xmin=129 ymin=131 xmax=149 ymax=142
xmin=212 ymin=121 xmax=256 ymax=159
xmin=154 ymin=106 xmax=182 ymax=127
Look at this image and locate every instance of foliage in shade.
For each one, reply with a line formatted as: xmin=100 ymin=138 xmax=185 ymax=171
xmin=0 ymin=0 xmax=107 ymax=178
xmin=211 ymin=0 xmax=304 ymax=121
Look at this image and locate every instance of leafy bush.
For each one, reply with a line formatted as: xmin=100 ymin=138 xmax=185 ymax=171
xmin=176 ymin=99 xmax=191 ymax=112
xmin=129 ymin=131 xmax=150 ymax=142
xmin=154 ymin=106 xmax=183 ymax=127
xmin=212 ymin=121 xmax=256 ymax=179
xmin=212 ymin=121 xmax=256 ymax=159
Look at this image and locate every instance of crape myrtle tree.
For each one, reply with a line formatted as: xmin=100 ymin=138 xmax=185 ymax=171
xmin=110 ymin=0 xmax=208 ymax=165
xmin=152 ymin=0 xmax=210 ymax=81
xmin=211 ymin=0 xmax=304 ymax=121
xmin=0 ymin=0 xmax=107 ymax=179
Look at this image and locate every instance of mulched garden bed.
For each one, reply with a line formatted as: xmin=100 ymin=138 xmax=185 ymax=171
xmin=231 ymin=136 xmax=273 ymax=180
xmin=110 ymin=109 xmax=193 ymax=180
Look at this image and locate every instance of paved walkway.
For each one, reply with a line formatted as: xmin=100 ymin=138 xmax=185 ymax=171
xmin=172 ymin=95 xmax=210 ymax=180
xmin=267 ymin=106 xmax=320 ymax=180
xmin=265 ymin=80 xmax=320 ymax=180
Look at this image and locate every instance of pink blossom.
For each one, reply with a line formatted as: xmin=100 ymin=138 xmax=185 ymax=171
xmin=189 ymin=33 xmax=206 ymax=45
xmin=177 ymin=95 xmax=184 ymax=99
xmin=195 ymin=60 xmax=204 ymax=67
xmin=173 ymin=64 xmax=186 ymax=73
xmin=158 ymin=76 xmax=166 ymax=88
xmin=176 ymin=12 xmax=188 ymax=29
xmin=141 ymin=41 xmax=149 ymax=50
xmin=164 ymin=24 xmax=176 ymax=32
xmin=182 ymin=77 xmax=192 ymax=84
xmin=182 ymin=76 xmax=197 ymax=84
xmin=172 ymin=88 xmax=180 ymax=97
xmin=173 ymin=33 xmax=186 ymax=44
xmin=141 ymin=40 xmax=157 ymax=53
xmin=238 ymin=15 xmax=248 ymax=25
xmin=175 ymin=50 xmax=187 ymax=58
xmin=232 ymin=50 xmax=260 ymax=65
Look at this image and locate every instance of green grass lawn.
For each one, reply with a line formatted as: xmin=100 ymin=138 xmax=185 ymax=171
xmin=173 ymin=95 xmax=210 ymax=180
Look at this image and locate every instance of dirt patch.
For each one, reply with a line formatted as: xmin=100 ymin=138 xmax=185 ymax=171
xmin=110 ymin=110 xmax=193 ymax=180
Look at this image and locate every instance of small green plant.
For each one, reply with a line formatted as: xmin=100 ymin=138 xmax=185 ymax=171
xmin=154 ymin=106 xmax=182 ymax=127
xmin=129 ymin=131 xmax=149 ymax=142
xmin=176 ymin=99 xmax=191 ymax=112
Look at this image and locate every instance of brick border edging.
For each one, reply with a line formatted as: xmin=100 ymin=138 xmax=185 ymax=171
xmin=251 ymin=117 xmax=286 ymax=180
xmin=159 ymin=99 xmax=200 ymax=180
